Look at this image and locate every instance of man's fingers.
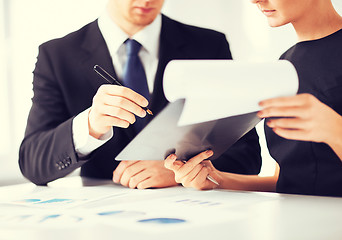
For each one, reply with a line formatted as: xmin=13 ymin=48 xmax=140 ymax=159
xmin=97 ymin=105 xmax=136 ymax=124
xmin=128 ymin=170 xmax=150 ymax=189
xmin=100 ymin=94 xmax=146 ymax=118
xmin=113 ymin=161 xmax=139 ymax=184
xmin=119 ymin=162 xmax=146 ymax=187
xmin=88 ymin=110 xmax=130 ymax=136
xmin=136 ymin=178 xmax=153 ymax=190
xmin=90 ymin=85 xmax=150 ymax=137
xmin=102 ymin=115 xmax=130 ymax=128
xmin=100 ymin=85 xmax=148 ymax=108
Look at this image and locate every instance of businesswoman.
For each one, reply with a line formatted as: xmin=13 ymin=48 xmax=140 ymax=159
xmin=165 ymin=0 xmax=342 ymax=197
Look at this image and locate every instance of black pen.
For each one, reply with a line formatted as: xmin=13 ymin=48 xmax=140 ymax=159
xmin=93 ymin=64 xmax=153 ymax=115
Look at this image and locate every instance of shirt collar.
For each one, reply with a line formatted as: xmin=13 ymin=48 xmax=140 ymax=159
xmin=132 ymin=14 xmax=161 ymax=59
xmin=98 ymin=9 xmax=161 ymax=59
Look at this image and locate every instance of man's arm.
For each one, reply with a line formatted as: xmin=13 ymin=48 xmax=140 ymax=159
xmin=19 ymin=45 xmax=84 ymax=185
xmin=19 ymin=42 xmax=153 ymax=185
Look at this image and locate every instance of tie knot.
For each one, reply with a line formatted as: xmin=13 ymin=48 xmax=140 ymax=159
xmin=125 ymin=39 xmax=142 ymax=56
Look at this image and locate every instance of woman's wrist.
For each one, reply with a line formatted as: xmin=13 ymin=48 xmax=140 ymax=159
xmin=216 ymin=171 xmax=244 ymax=190
xmin=214 ymin=171 xmax=278 ymax=192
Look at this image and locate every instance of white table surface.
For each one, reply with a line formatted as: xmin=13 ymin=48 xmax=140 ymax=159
xmin=0 ymin=176 xmax=341 ymax=240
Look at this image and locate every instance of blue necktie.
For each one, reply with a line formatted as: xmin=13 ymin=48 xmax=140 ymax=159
xmin=123 ymin=39 xmax=150 ymax=133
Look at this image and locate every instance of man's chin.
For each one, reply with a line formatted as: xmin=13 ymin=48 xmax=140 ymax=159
xmin=131 ymin=12 xmax=158 ymax=26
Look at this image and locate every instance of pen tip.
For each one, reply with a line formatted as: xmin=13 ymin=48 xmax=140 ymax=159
xmin=146 ymin=109 xmax=153 ymax=115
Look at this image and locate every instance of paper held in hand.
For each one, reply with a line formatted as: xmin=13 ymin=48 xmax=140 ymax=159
xmin=163 ymin=60 xmax=299 ymax=126
xmin=116 ymin=60 xmax=298 ymax=161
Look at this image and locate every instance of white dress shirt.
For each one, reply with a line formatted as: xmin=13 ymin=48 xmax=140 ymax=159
xmin=72 ymin=10 xmax=162 ymax=157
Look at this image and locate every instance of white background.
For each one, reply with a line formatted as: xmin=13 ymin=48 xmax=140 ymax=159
xmin=1 ymin=0 xmax=341 ymax=185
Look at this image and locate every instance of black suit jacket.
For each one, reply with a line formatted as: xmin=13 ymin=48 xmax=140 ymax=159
xmin=19 ymin=15 xmax=261 ymax=185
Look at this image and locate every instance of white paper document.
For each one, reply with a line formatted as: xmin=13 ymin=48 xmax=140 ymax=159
xmin=116 ymin=60 xmax=298 ymax=161
xmin=163 ymin=60 xmax=298 ymax=125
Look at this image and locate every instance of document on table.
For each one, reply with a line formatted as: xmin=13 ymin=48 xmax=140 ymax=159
xmin=0 ymin=179 xmax=277 ymax=231
xmin=116 ymin=60 xmax=298 ymax=161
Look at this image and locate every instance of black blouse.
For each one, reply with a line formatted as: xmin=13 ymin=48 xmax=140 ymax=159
xmin=265 ymin=29 xmax=342 ymax=197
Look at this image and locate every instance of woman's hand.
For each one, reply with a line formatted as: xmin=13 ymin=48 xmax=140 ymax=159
xmin=164 ymin=150 xmax=222 ymax=190
xmin=258 ymin=93 xmax=342 ymax=160
xmin=258 ymin=93 xmax=342 ymax=144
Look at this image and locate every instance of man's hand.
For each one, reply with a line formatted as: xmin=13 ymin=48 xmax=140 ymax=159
xmin=113 ymin=160 xmax=178 ymax=189
xmin=88 ymin=85 xmax=148 ymax=139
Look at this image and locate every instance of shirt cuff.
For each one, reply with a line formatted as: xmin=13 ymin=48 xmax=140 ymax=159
xmin=72 ymin=108 xmax=113 ymax=158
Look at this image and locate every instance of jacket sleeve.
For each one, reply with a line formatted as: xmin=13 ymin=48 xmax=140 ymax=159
xmin=19 ymin=44 xmax=86 ymax=185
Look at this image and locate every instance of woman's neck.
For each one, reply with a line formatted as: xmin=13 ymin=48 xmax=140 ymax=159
xmin=293 ymin=2 xmax=342 ymax=42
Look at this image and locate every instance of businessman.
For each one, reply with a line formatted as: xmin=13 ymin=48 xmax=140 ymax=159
xmin=19 ymin=0 xmax=262 ymax=187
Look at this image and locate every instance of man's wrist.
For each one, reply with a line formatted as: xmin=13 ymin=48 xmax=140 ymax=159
xmin=73 ymin=108 xmax=113 ymax=157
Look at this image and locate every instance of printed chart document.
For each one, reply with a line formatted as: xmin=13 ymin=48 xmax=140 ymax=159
xmin=0 ymin=177 xmax=277 ymax=232
xmin=116 ymin=60 xmax=298 ymax=161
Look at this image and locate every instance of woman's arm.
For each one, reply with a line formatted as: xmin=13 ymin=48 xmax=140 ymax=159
xmin=218 ymin=164 xmax=279 ymax=192
xmin=164 ymin=151 xmax=279 ymax=191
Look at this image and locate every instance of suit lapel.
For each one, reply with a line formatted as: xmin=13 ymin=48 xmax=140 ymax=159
xmin=78 ymin=20 xmax=136 ymax=140
xmin=79 ymin=20 xmax=117 ymax=92
xmin=78 ymin=17 xmax=188 ymax=137
xmin=148 ymin=15 xmax=187 ymax=119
